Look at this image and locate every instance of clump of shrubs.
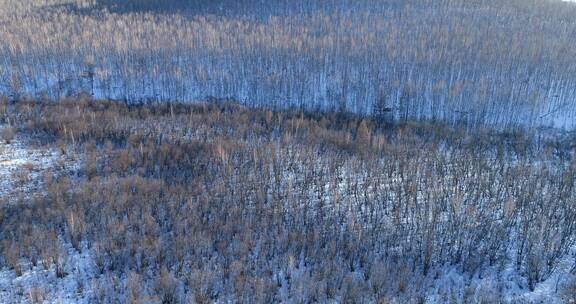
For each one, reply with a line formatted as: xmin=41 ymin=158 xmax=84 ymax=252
xmin=1 ymin=126 xmax=16 ymax=144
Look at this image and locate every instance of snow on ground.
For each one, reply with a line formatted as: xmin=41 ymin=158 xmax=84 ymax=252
xmin=425 ymin=250 xmax=576 ymax=303
xmin=0 ymin=125 xmax=63 ymax=204
xmin=0 ymin=124 xmax=574 ymax=303
xmin=0 ymin=124 xmax=94 ymax=303
xmin=0 ymin=242 xmax=96 ymax=304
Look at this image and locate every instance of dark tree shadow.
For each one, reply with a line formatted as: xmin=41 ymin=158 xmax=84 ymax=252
xmin=46 ymin=0 xmax=319 ymax=17
xmin=45 ymin=0 xmax=412 ymax=18
xmin=90 ymin=0 xmax=222 ymax=14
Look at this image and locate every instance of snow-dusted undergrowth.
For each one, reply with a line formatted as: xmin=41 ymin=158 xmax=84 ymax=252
xmin=0 ymin=125 xmax=92 ymax=303
xmin=0 ymin=242 xmax=95 ymax=304
xmin=0 ymin=128 xmax=573 ymax=303
xmin=425 ymin=252 xmax=576 ymax=303
xmin=0 ymin=125 xmax=61 ymax=204
xmin=0 ymin=99 xmax=575 ymax=302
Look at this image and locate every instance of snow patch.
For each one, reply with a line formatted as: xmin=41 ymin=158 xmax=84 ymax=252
xmin=0 ymin=241 xmax=96 ymax=304
xmin=0 ymin=124 xmax=76 ymax=204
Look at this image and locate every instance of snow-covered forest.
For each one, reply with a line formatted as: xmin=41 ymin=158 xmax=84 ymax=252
xmin=1 ymin=0 xmax=576 ymax=129
xmin=0 ymin=0 xmax=576 ymax=303
xmin=0 ymin=100 xmax=575 ymax=303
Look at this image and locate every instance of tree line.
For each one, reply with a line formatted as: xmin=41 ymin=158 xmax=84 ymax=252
xmin=1 ymin=0 xmax=576 ymax=129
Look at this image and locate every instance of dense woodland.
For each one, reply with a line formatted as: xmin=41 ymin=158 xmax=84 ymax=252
xmin=0 ymin=98 xmax=575 ymax=302
xmin=1 ymin=0 xmax=576 ymax=303
xmin=1 ymin=0 xmax=576 ymax=129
